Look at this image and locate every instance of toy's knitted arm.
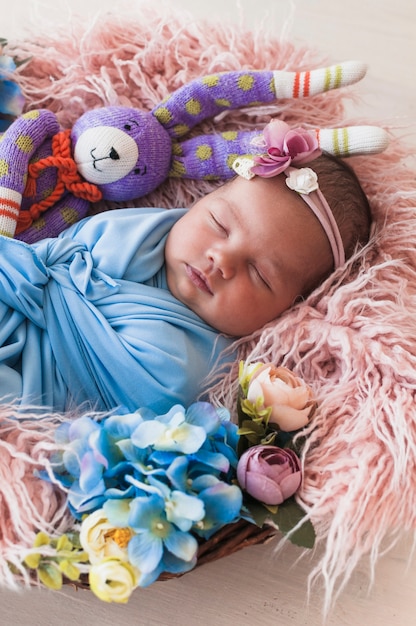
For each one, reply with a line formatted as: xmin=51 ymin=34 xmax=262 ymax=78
xmin=15 ymin=195 xmax=89 ymax=244
xmin=169 ymin=125 xmax=389 ymax=181
xmin=0 ymin=109 xmax=59 ymax=237
xmin=152 ymin=61 xmax=367 ymax=139
xmin=316 ymin=126 xmax=389 ymax=156
xmin=169 ymin=130 xmax=261 ymax=180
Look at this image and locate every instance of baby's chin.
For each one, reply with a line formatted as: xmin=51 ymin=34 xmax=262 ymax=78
xmin=185 ymin=297 xmax=276 ymax=337
xmin=195 ymin=311 xmax=265 ymax=337
xmin=187 ymin=304 xmax=239 ymax=336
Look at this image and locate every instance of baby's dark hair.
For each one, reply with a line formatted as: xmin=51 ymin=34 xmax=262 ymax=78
xmin=309 ymin=153 xmax=372 ymax=259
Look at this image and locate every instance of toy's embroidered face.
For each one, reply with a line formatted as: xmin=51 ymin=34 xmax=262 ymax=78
xmin=74 ymin=125 xmax=139 ymax=185
xmin=71 ymin=106 xmax=172 ymax=201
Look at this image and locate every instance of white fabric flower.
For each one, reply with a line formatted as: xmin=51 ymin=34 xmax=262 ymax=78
xmin=232 ymin=156 xmax=256 ymax=180
xmin=285 ymin=167 xmax=319 ymax=194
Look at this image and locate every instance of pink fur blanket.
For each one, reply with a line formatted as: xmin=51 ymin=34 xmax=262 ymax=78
xmin=3 ymin=1 xmax=416 ymax=611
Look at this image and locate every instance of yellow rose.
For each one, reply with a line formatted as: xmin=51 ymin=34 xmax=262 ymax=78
xmin=80 ymin=509 xmax=133 ymax=564
xmin=89 ymin=557 xmax=140 ymax=603
xmin=247 ymin=364 xmax=315 ymax=431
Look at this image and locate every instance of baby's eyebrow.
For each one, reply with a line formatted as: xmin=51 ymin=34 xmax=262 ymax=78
xmin=225 ymin=200 xmax=244 ymax=230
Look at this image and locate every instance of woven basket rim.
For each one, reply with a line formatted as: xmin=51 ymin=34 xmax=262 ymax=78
xmin=63 ymin=519 xmax=277 ymax=590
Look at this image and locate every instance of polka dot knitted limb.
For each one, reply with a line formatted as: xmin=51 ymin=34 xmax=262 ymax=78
xmin=153 ymin=61 xmax=367 ymax=139
xmin=169 ymin=130 xmax=262 ymax=180
xmin=155 ymin=61 xmax=369 ymax=181
xmin=0 ymin=110 xmax=59 ymax=238
xmin=152 ymin=70 xmax=278 ymax=139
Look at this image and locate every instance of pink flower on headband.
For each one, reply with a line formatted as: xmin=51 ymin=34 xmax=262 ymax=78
xmin=251 ymin=120 xmax=322 ymax=177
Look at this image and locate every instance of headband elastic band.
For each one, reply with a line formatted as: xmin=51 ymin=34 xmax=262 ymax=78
xmin=284 ymin=167 xmax=345 ymax=269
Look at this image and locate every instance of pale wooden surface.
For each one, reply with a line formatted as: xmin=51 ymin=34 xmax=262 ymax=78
xmin=1 ymin=0 xmax=415 ymax=624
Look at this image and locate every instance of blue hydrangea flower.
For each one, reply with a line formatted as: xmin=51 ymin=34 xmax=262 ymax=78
xmin=195 ymin=479 xmax=243 ymax=538
xmin=50 ymin=400 xmax=244 ymax=578
xmin=0 ymin=42 xmax=25 ymax=131
xmin=53 ymin=411 xmax=141 ymax=509
xmin=106 ymin=493 xmax=200 ymax=585
xmin=131 ymin=404 xmax=207 ymax=453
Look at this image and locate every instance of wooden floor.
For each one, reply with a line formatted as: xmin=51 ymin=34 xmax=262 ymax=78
xmin=1 ymin=0 xmax=415 ymax=624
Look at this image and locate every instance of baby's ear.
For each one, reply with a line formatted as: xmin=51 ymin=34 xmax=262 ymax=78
xmin=316 ymin=126 xmax=390 ymax=156
xmin=272 ymin=60 xmax=367 ymax=98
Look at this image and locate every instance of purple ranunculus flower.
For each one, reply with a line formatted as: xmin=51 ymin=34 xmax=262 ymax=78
xmin=251 ymin=120 xmax=321 ymax=177
xmin=237 ymin=444 xmax=302 ymax=505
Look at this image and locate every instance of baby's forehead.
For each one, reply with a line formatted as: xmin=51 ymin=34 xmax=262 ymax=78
xmin=223 ymin=172 xmax=289 ymax=200
xmin=224 ymin=174 xmax=305 ymax=215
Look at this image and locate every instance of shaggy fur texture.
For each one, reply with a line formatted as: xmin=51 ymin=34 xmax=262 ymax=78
xmin=0 ymin=407 xmax=71 ymax=589
xmin=3 ymin=0 xmax=416 ymax=611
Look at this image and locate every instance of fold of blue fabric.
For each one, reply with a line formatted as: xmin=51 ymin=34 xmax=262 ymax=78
xmin=0 ymin=207 xmax=234 ymax=413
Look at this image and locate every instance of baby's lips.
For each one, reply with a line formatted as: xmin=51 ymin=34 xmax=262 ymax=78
xmin=186 ymin=265 xmax=213 ymax=294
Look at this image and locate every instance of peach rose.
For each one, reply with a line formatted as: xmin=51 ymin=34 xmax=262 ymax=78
xmin=246 ymin=364 xmax=315 ymax=431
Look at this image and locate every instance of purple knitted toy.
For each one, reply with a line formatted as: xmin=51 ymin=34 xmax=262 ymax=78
xmin=0 ymin=61 xmax=379 ymax=242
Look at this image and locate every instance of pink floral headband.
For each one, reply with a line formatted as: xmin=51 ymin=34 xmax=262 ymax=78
xmin=232 ymin=119 xmax=389 ymax=269
xmin=285 ymin=166 xmax=345 ymax=268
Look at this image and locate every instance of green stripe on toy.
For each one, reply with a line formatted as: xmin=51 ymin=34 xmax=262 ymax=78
xmin=317 ymin=126 xmax=389 ymax=156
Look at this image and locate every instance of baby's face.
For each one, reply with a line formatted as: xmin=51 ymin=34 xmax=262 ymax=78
xmin=165 ymin=174 xmax=333 ymax=336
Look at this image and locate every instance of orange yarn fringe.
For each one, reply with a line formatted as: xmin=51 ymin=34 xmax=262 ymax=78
xmin=17 ymin=129 xmax=102 ymax=234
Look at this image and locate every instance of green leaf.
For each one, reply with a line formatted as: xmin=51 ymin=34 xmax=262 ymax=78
xmin=59 ymin=560 xmax=81 ymax=582
xmin=273 ymin=499 xmax=316 ymax=549
xmin=56 ymin=534 xmax=73 ymax=552
xmin=33 ymin=532 xmax=50 ymax=548
xmin=38 ymin=563 xmax=63 ymax=590
xmin=66 ymin=531 xmax=83 ymax=549
xmin=238 ymin=419 xmax=266 ymax=436
xmin=76 ymin=551 xmax=91 ymax=563
xmin=237 ymin=435 xmax=249 ymax=457
xmin=263 ymin=503 xmax=278 ymax=515
xmin=242 ymin=495 xmax=273 ymax=528
xmin=237 ymin=388 xmax=247 ymax=428
xmin=56 ymin=548 xmax=89 ymax=563
xmin=23 ymin=553 xmax=41 ymax=570
xmin=237 ymin=427 xmax=259 ymax=437
xmin=260 ymin=432 xmax=277 ymax=446
xmin=245 ymin=399 xmax=263 ymax=414
xmin=237 ymin=418 xmax=268 ymax=454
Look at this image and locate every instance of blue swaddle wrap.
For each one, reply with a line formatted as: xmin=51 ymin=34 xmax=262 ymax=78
xmin=0 ymin=207 xmax=234 ymax=412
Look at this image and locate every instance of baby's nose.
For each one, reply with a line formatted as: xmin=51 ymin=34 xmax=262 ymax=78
xmin=208 ymin=247 xmax=236 ymax=279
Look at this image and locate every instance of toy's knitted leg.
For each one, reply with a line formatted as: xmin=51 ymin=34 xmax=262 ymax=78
xmin=170 ymin=123 xmax=390 ymax=181
xmin=169 ymin=130 xmax=262 ymax=180
xmin=272 ymin=61 xmax=366 ymax=98
xmin=153 ymin=61 xmax=366 ymax=139
xmin=15 ymin=195 xmax=89 ymax=244
xmin=317 ymin=126 xmax=389 ymax=156
xmin=0 ymin=109 xmax=59 ymax=237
